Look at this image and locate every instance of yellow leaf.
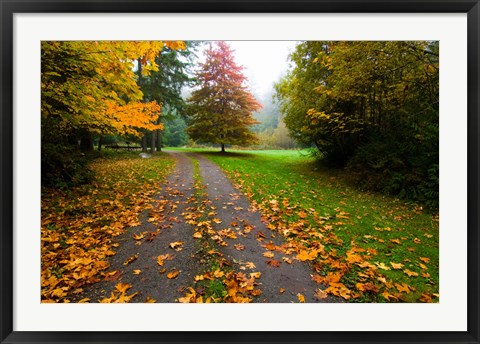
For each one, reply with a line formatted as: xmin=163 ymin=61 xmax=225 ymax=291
xmin=382 ymin=291 xmax=398 ymax=301
xmin=249 ymin=272 xmax=261 ymax=279
xmin=193 ymin=232 xmax=202 ymax=239
xmin=133 ymin=269 xmax=142 ymax=275
xmin=115 ymin=282 xmax=132 ymax=294
xmin=263 ymin=251 xmax=275 ymax=258
xmin=157 ymin=256 xmax=164 ymax=266
xmin=213 ymin=270 xmax=225 ymax=278
xmin=404 ymin=269 xmax=419 ymax=277
xmin=395 ymin=283 xmax=411 ymax=293
xmin=169 ymin=242 xmax=183 ymax=251
xmin=145 ymin=296 xmax=156 ymax=303
xmin=297 ymin=293 xmax=305 ymax=303
xmin=375 ymin=262 xmax=391 ymax=270
xmin=390 ymin=262 xmax=404 ymax=269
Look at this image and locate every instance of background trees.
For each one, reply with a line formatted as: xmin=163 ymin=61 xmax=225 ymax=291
xmin=187 ymin=41 xmax=261 ymax=152
xmin=275 ymin=41 xmax=439 ymax=207
xmin=137 ymin=42 xmax=199 ymax=152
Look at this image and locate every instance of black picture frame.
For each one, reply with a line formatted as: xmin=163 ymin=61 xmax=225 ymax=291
xmin=1 ymin=1 xmax=479 ymax=343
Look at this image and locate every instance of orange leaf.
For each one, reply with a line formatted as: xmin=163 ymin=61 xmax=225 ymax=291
xmin=167 ymin=269 xmax=180 ymax=279
xmin=266 ymin=259 xmax=281 ymax=267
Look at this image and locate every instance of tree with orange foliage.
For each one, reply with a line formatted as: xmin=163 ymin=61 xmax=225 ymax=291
xmin=41 ymin=40 xmax=185 ymax=186
xmin=187 ymin=42 xmax=261 ymax=152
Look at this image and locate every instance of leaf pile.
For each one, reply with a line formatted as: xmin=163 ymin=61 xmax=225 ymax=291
xmin=41 ymin=153 xmax=175 ymax=302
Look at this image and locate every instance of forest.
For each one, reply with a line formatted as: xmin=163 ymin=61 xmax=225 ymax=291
xmin=41 ymin=40 xmax=439 ymax=304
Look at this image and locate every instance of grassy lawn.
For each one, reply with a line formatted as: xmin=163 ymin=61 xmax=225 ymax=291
xmin=173 ymin=147 xmax=439 ymax=303
xmin=41 ymin=151 xmax=175 ymax=302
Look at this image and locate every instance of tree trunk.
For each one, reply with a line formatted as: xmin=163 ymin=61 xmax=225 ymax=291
xmin=221 ymin=143 xmax=225 ymax=153
xmin=142 ymin=131 xmax=147 ymax=152
xmin=79 ymin=131 xmax=94 ymax=153
xmin=98 ymin=136 xmax=103 ymax=151
xmin=156 ymin=129 xmax=162 ymax=151
xmin=150 ymin=131 xmax=156 ymax=154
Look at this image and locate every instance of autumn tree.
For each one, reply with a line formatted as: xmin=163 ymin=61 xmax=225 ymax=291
xmin=41 ymin=40 xmax=185 ymax=186
xmin=187 ymin=41 xmax=261 ymax=152
xmin=276 ymin=41 xmax=439 ymax=207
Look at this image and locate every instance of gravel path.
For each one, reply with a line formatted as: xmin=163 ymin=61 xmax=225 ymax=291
xmin=76 ymin=150 xmax=340 ymax=303
xmin=191 ymin=152 xmax=339 ymax=303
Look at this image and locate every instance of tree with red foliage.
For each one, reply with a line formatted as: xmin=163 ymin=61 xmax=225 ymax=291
xmin=187 ymin=41 xmax=261 ymax=152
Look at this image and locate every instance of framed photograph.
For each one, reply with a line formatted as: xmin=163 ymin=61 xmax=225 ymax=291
xmin=1 ymin=0 xmax=478 ymax=343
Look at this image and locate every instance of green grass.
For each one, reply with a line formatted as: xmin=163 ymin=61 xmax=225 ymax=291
xmin=173 ymin=148 xmax=439 ymax=303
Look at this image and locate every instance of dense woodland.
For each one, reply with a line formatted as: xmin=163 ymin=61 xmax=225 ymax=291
xmin=41 ymin=40 xmax=438 ymax=208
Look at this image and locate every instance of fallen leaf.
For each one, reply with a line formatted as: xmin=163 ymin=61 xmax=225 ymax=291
xmin=266 ymin=259 xmax=281 ymax=267
xmin=213 ymin=270 xmax=224 ymax=278
xmin=279 ymin=288 xmax=286 ymax=294
xmin=133 ymin=269 xmax=142 ymax=275
xmin=167 ymin=270 xmax=180 ymax=279
xmin=419 ymin=293 xmax=433 ymax=302
xmin=297 ymin=293 xmax=305 ymax=303
xmin=250 ymin=272 xmax=261 ymax=279
xmin=263 ymin=251 xmax=275 ymax=258
xmin=169 ymin=241 xmax=184 ymax=251
xmin=245 ymin=262 xmax=256 ymax=269
xmin=395 ymin=283 xmax=411 ymax=293
xmin=420 ymin=257 xmax=430 ymax=263
xmin=382 ymin=291 xmax=398 ymax=301
xmin=234 ymin=244 xmax=245 ymax=251
xmin=404 ymin=269 xmax=419 ymax=277
xmin=115 ymin=282 xmax=132 ymax=294
xmin=314 ymin=289 xmax=328 ymax=300
xmin=390 ymin=262 xmax=404 ymax=269
xmin=145 ymin=296 xmax=156 ymax=303
xmin=193 ymin=232 xmax=202 ymax=239
xmin=296 ymin=249 xmax=319 ymax=261
xmin=132 ymin=233 xmax=144 ymax=240
xmin=123 ymin=254 xmax=138 ymax=266
xmin=375 ymin=262 xmax=391 ymax=270
xmin=157 ymin=256 xmax=164 ymax=266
